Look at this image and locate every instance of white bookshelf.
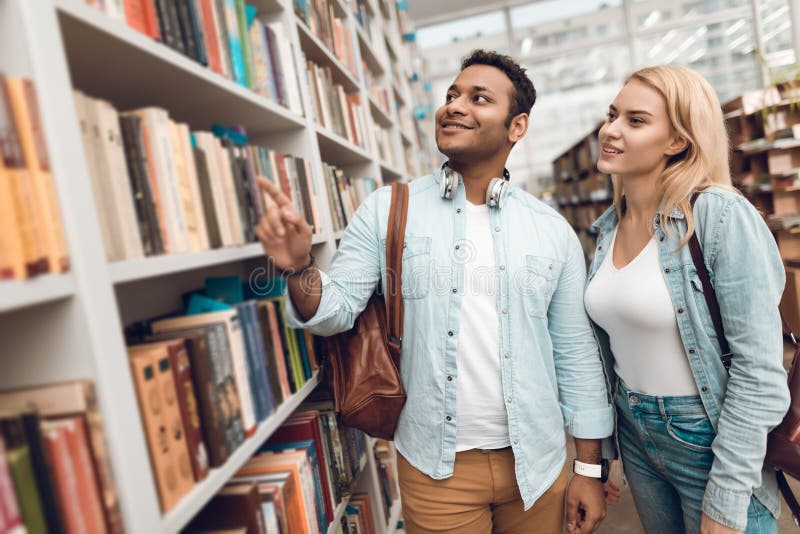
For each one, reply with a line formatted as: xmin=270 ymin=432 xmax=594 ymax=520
xmin=0 ymin=274 xmax=76 ymax=315
xmin=0 ymin=0 xmax=427 ymax=531
xmin=162 ymin=372 xmax=321 ymax=533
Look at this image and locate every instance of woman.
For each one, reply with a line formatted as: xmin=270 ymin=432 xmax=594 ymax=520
xmin=583 ymin=65 xmax=791 ymax=534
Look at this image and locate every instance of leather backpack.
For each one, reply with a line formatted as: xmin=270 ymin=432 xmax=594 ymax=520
xmin=688 ymin=194 xmax=800 ymax=524
xmin=325 ymin=183 xmax=409 ymax=440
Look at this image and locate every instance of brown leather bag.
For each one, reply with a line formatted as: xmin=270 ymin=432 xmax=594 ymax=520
xmin=325 ymin=182 xmax=409 ymax=440
xmin=688 ymin=208 xmax=800 ymax=524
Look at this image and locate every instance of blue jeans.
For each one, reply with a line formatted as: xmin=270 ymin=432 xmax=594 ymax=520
xmin=614 ymin=379 xmax=776 ymax=534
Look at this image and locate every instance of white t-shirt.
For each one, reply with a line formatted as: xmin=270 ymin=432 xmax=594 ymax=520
xmin=584 ymin=228 xmax=699 ymax=396
xmin=455 ymin=201 xmax=510 ymax=451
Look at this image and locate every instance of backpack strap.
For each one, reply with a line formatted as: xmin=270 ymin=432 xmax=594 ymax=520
xmin=688 ymin=193 xmax=732 ymax=369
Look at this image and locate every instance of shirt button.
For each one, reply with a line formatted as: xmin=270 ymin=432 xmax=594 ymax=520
xmin=446 ymin=415 xmax=452 ymax=421
xmin=689 ymin=348 xmax=696 ymax=354
xmin=659 ymin=236 xmax=665 ymax=242
xmin=452 ymin=288 xmax=457 ymax=293
xmin=598 ymin=245 xmax=602 ymax=250
xmin=448 ymin=331 xmax=454 ymax=337
xmin=506 ymin=397 xmax=512 ymax=404
xmin=447 ymin=375 xmax=453 ymax=381
xmin=495 ymin=226 xmax=501 ymax=232
xmin=513 ymin=439 xmax=519 ymax=445
xmin=701 ymin=386 xmax=709 ymax=392
xmin=665 ymin=268 xmax=671 ymax=274
xmin=501 ymin=309 xmax=508 ymax=314
xmin=678 ymin=308 xmax=684 ymax=314
xmin=504 ymin=352 xmax=510 ymax=359
xmin=456 ymin=208 xmax=462 ymax=214
xmin=455 ymin=245 xmax=460 ymax=250
xmin=499 ymin=265 xmax=506 ymax=271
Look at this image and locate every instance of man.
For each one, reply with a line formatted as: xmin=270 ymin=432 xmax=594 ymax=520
xmin=256 ymin=49 xmax=613 ymax=534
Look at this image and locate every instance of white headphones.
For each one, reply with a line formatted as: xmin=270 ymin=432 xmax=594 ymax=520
xmin=439 ymin=163 xmax=511 ymax=209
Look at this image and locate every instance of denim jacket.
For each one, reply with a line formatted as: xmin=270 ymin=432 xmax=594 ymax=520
xmin=588 ymin=187 xmax=791 ymax=530
xmin=285 ymin=171 xmax=614 ymax=509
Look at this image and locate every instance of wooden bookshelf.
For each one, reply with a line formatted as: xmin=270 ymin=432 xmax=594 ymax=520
xmin=0 ymin=0 xmax=432 ymax=531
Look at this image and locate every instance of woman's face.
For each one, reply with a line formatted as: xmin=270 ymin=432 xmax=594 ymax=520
xmin=597 ymin=80 xmax=685 ymax=178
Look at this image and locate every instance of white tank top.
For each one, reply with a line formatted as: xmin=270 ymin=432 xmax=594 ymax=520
xmin=584 ymin=229 xmax=699 ymax=396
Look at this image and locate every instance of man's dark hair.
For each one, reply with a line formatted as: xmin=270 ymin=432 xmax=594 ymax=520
xmin=461 ymin=49 xmax=536 ymax=127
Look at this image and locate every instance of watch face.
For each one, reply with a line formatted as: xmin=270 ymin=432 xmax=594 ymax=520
xmin=601 ymin=459 xmax=610 ymax=483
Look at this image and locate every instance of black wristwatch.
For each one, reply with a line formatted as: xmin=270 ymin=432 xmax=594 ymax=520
xmin=573 ymin=459 xmax=610 ymax=483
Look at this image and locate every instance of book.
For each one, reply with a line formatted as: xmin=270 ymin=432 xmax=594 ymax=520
xmin=0 ymin=415 xmax=47 ymax=534
xmin=6 ymin=74 xmax=69 ymax=273
xmin=0 ymin=436 xmax=24 ymax=534
xmin=164 ymin=338 xmax=210 ymax=481
xmin=0 ymin=382 xmax=123 ymax=533
xmin=128 ymin=345 xmax=191 ymax=512
xmin=0 ymin=75 xmax=48 ymax=277
xmin=151 ymin=310 xmax=256 ymax=437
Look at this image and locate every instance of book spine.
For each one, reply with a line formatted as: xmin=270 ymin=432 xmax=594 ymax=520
xmin=168 ymin=341 xmax=210 ymax=482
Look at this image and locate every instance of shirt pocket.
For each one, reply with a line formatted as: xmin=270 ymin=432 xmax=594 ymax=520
xmin=522 ymin=255 xmax=561 ymax=318
xmin=383 ymin=235 xmax=432 ymax=300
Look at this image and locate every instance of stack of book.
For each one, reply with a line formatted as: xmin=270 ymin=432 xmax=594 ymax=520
xmin=74 ymin=92 xmax=323 ymax=262
xmin=320 ymin=163 xmax=377 ymax=233
xmin=84 ymin=0 xmax=304 ymax=115
xmin=294 ymin=0 xmax=359 ymax=80
xmin=0 ymin=75 xmax=69 ymax=280
xmin=0 ymin=381 xmax=122 ymax=533
xmin=306 ymin=60 xmax=376 ymax=155
xmin=125 ymin=275 xmax=320 ymax=512
xmin=185 ymin=404 xmax=368 ymax=533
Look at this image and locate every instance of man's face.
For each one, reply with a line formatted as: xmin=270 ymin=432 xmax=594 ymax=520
xmin=435 ymin=64 xmax=516 ymax=161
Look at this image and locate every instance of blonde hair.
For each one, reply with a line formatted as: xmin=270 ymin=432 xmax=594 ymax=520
xmin=612 ymin=65 xmax=734 ymax=244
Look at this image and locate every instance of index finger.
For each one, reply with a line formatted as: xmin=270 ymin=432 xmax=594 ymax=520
xmin=257 ymin=176 xmax=292 ymax=209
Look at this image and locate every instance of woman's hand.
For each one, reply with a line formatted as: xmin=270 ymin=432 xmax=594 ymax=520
xmin=700 ymin=513 xmax=743 ymax=534
xmin=603 ymin=480 xmax=621 ymax=505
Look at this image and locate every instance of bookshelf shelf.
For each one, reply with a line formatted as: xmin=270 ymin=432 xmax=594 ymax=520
xmin=356 ymin=25 xmax=385 ymax=76
xmin=296 ymin=20 xmax=361 ymax=94
xmin=0 ymin=273 xmax=75 ymax=315
xmin=400 ymin=131 xmax=413 ymax=147
xmin=109 ymin=235 xmax=329 ymax=284
xmin=55 ymin=0 xmax=306 ymax=135
xmin=369 ymin=95 xmax=393 ymax=128
xmin=162 ymin=371 xmax=321 ymax=534
xmin=393 ymin=82 xmax=407 ymax=107
xmin=316 ymin=124 xmax=373 ymax=165
xmin=250 ymin=0 xmax=285 ymax=14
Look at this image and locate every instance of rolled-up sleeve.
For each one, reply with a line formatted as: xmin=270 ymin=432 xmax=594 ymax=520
xmin=549 ymin=226 xmax=614 ymax=439
xmin=284 ymin=190 xmax=383 ymax=335
xmin=701 ymin=196 xmax=790 ymax=530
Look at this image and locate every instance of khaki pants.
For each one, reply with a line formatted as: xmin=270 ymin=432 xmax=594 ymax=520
xmin=397 ymin=448 xmax=567 ymax=534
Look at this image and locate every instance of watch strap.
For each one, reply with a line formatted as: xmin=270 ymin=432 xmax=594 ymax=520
xmin=573 ymin=459 xmax=603 ymax=478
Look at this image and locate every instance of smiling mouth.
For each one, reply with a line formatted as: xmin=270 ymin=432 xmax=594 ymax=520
xmin=602 ymin=147 xmax=623 ymax=154
xmin=442 ymin=124 xmax=472 ymax=130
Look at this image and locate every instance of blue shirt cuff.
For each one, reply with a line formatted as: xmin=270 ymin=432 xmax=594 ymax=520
xmin=702 ymin=479 xmax=751 ymax=531
xmin=560 ymin=403 xmax=614 ymax=439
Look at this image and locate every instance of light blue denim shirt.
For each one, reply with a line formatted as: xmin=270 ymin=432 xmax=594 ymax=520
xmin=588 ymin=187 xmax=791 ymax=530
xmin=284 ymin=171 xmax=614 ymax=508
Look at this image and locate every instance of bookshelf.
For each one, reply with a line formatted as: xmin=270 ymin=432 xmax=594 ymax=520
xmin=0 ymin=0 xmax=426 ymax=531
